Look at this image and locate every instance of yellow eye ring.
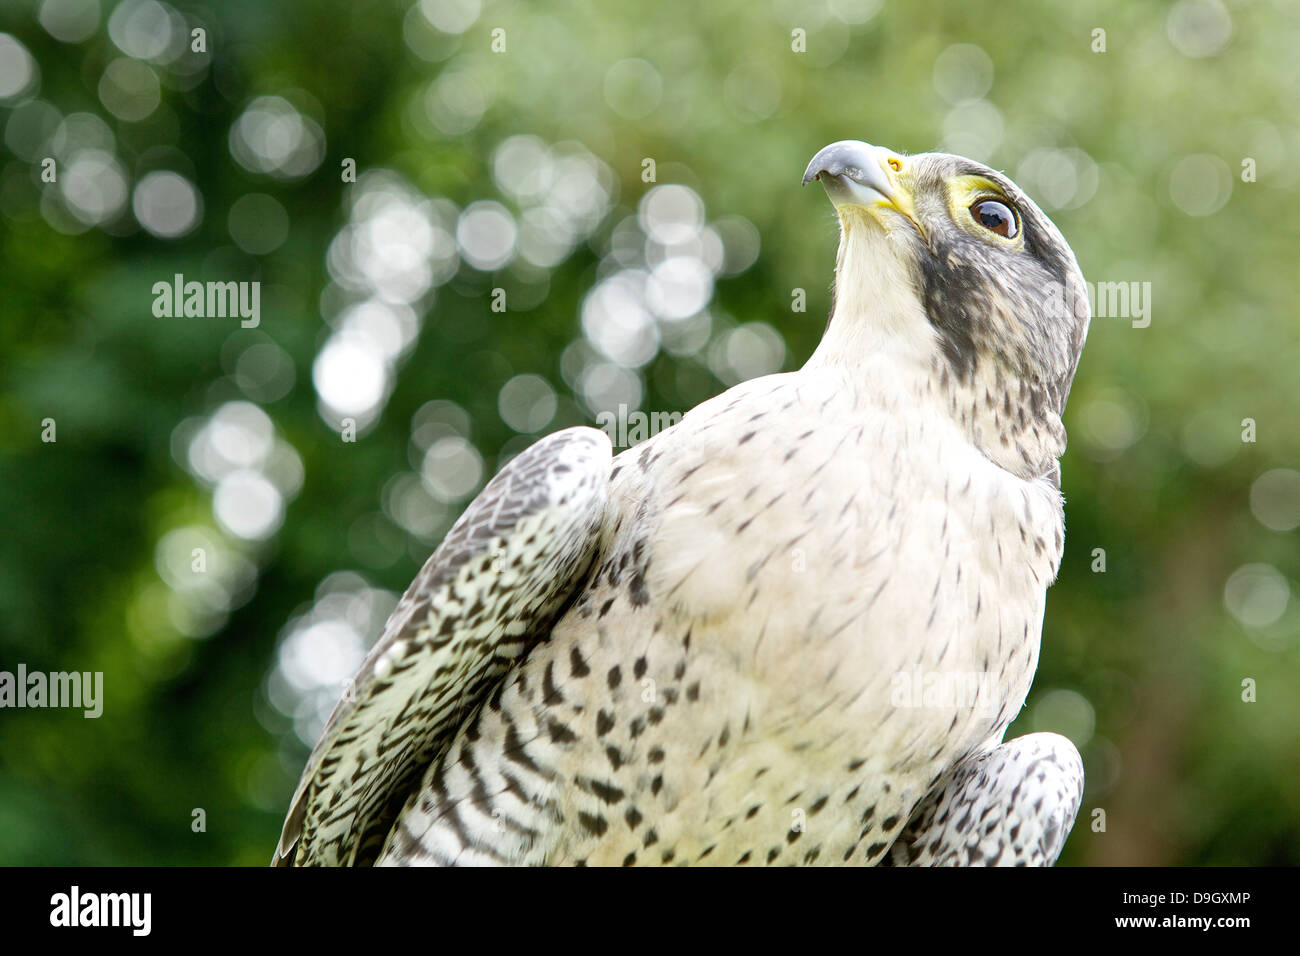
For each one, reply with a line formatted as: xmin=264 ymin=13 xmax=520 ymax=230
xmin=887 ymin=157 xmax=902 ymax=172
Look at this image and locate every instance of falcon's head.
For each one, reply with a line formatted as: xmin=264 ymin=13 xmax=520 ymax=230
xmin=804 ymin=140 xmax=1090 ymax=480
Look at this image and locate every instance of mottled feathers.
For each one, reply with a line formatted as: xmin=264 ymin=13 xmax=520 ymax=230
xmin=274 ymin=427 xmax=611 ymax=866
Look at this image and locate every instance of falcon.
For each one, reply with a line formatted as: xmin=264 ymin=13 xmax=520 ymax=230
xmin=274 ymin=139 xmax=1090 ymax=867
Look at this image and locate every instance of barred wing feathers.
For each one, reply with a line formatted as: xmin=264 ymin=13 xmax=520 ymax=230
xmin=273 ymin=427 xmax=612 ymax=866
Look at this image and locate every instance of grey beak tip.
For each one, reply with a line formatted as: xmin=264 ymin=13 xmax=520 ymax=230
xmin=802 ymin=151 xmax=834 ymax=186
xmin=802 ymin=140 xmax=894 ymax=204
xmin=803 ymin=141 xmax=853 ymax=188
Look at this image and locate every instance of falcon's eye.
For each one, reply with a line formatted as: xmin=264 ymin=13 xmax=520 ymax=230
xmin=970 ymin=199 xmax=1018 ymax=239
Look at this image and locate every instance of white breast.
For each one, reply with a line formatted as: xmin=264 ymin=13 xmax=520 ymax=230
xmin=627 ymin=357 xmax=1063 ymax=814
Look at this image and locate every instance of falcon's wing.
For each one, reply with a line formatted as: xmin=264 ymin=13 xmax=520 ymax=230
xmin=881 ymin=732 xmax=1084 ymax=867
xmin=272 ymin=427 xmax=612 ymax=866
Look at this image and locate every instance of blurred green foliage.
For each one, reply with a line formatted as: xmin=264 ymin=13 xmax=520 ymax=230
xmin=0 ymin=0 xmax=1296 ymax=866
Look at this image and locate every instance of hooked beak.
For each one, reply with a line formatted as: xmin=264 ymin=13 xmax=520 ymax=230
xmin=803 ymin=140 xmax=924 ymax=239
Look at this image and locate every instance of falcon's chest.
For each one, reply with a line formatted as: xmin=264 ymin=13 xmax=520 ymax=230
xmin=513 ymin=370 xmax=1064 ymax=865
xmin=623 ymin=370 xmax=1064 ymax=669
xmin=593 ymin=369 xmax=1062 ymax=772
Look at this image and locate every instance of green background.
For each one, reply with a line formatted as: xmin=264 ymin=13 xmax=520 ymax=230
xmin=1 ymin=0 xmax=1296 ymax=865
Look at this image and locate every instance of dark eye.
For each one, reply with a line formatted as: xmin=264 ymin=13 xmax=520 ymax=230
xmin=970 ymin=199 xmax=1018 ymax=238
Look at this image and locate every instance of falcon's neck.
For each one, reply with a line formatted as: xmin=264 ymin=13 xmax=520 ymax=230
xmin=804 ymin=223 xmax=1066 ymax=483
